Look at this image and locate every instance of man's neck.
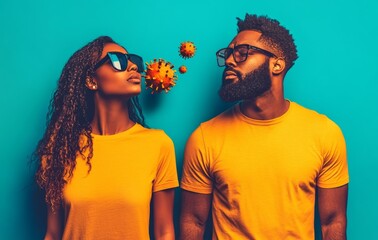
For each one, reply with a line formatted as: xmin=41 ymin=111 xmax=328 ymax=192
xmin=240 ymin=96 xmax=290 ymax=120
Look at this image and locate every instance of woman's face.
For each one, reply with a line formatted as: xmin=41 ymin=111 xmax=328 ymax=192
xmin=92 ymin=43 xmax=142 ymax=97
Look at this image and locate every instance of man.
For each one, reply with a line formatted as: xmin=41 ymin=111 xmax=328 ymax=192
xmin=180 ymin=14 xmax=349 ymax=240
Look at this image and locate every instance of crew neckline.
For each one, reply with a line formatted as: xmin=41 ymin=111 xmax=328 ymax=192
xmin=91 ymin=123 xmax=141 ymax=140
xmin=234 ymin=100 xmax=295 ymax=126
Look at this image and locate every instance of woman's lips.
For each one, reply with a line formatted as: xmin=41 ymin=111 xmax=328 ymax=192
xmin=127 ymin=73 xmax=141 ymax=83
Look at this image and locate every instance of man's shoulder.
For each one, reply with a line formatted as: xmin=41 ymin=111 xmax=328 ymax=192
xmin=186 ymin=105 xmax=238 ymax=143
xmin=292 ymin=102 xmax=328 ymax=119
xmin=291 ymin=102 xmax=340 ymax=129
xmin=200 ymin=105 xmax=237 ymax=129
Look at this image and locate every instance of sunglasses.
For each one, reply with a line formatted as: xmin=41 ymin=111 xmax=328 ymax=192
xmin=94 ymin=52 xmax=144 ymax=73
xmin=216 ymin=44 xmax=277 ymax=67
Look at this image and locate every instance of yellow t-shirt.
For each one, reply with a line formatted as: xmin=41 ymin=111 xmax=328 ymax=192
xmin=62 ymin=123 xmax=178 ymax=240
xmin=181 ymin=102 xmax=349 ymax=240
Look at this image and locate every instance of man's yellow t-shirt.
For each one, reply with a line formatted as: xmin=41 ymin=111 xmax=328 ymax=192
xmin=181 ymin=101 xmax=349 ymax=240
xmin=62 ymin=123 xmax=178 ymax=240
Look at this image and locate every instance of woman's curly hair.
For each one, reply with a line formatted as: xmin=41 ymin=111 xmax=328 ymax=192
xmin=34 ymin=36 xmax=146 ymax=210
xmin=237 ymin=14 xmax=298 ymax=70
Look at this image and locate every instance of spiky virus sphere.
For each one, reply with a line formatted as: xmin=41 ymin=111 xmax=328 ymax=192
xmin=179 ymin=65 xmax=187 ymax=74
xmin=144 ymin=59 xmax=177 ymax=94
xmin=179 ymin=41 xmax=196 ymax=58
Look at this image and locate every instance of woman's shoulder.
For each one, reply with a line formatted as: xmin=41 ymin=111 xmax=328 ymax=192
xmin=135 ymin=124 xmax=173 ymax=144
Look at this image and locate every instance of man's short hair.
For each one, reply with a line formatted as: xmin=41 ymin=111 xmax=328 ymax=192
xmin=237 ymin=14 xmax=298 ymax=70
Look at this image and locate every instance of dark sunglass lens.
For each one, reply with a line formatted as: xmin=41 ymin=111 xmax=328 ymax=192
xmin=216 ymin=49 xmax=229 ymax=66
xmin=233 ymin=46 xmax=249 ymax=62
xmin=107 ymin=53 xmax=126 ymax=71
xmin=235 ymin=45 xmax=248 ymax=53
xmin=217 ymin=57 xmax=225 ymax=67
xmin=116 ymin=53 xmax=128 ymax=71
xmin=218 ymin=49 xmax=228 ymax=58
xmin=129 ymin=54 xmax=144 ymax=73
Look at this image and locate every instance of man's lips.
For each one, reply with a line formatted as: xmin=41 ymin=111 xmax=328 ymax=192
xmin=224 ymin=70 xmax=239 ymax=80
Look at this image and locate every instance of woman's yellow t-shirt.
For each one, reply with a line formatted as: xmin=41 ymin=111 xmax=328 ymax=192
xmin=62 ymin=123 xmax=178 ymax=240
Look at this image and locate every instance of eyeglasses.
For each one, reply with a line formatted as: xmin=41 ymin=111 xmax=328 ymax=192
xmin=216 ymin=44 xmax=277 ymax=67
xmin=94 ymin=52 xmax=144 ymax=73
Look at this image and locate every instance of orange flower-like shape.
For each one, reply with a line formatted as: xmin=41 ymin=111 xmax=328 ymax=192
xmin=144 ymin=59 xmax=177 ymax=94
xmin=179 ymin=41 xmax=196 ymax=59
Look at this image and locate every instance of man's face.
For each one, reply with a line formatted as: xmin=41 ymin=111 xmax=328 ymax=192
xmin=218 ymin=30 xmax=274 ymax=102
xmin=219 ymin=59 xmax=271 ymax=102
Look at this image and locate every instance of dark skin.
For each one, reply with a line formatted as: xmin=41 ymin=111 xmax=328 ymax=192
xmin=180 ymin=30 xmax=348 ymax=240
xmin=45 ymin=43 xmax=176 ymax=240
xmin=318 ymin=185 xmax=348 ymax=239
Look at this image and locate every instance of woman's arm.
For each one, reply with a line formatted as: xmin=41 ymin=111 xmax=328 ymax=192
xmin=152 ymin=188 xmax=176 ymax=240
xmin=44 ymin=205 xmax=63 ymax=240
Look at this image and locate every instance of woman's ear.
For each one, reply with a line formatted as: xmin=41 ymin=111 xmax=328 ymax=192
xmin=271 ymin=58 xmax=286 ymax=75
xmin=85 ymin=76 xmax=97 ymax=90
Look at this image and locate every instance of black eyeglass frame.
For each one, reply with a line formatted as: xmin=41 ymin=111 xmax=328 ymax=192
xmin=216 ymin=44 xmax=277 ymax=67
xmin=94 ymin=52 xmax=144 ymax=73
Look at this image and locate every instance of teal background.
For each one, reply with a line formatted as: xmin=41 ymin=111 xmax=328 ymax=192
xmin=0 ymin=0 xmax=377 ymax=239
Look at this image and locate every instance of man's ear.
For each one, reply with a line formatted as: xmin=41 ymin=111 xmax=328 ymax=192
xmin=85 ymin=76 xmax=97 ymax=90
xmin=271 ymin=58 xmax=286 ymax=75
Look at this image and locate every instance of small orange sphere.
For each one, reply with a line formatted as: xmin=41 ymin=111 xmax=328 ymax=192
xmin=179 ymin=41 xmax=196 ymax=59
xmin=179 ymin=65 xmax=187 ymax=74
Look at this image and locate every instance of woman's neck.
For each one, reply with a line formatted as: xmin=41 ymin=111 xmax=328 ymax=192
xmin=91 ymin=95 xmax=134 ymax=135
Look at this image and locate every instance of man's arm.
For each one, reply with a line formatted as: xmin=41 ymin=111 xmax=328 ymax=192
xmin=318 ymin=184 xmax=348 ymax=240
xmin=180 ymin=190 xmax=212 ymax=240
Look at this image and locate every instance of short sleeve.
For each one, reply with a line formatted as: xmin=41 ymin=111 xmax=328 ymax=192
xmin=180 ymin=125 xmax=213 ymax=194
xmin=317 ymin=119 xmax=349 ymax=188
xmin=153 ymin=134 xmax=179 ymax=192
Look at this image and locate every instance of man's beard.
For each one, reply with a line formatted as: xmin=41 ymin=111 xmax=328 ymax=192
xmin=218 ymin=60 xmax=271 ymax=102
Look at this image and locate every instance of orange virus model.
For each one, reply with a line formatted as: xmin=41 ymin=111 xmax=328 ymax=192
xmin=179 ymin=65 xmax=187 ymax=74
xmin=179 ymin=41 xmax=196 ymax=58
xmin=144 ymin=59 xmax=177 ymax=94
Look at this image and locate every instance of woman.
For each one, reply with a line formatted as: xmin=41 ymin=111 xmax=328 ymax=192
xmin=34 ymin=36 xmax=178 ymax=240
